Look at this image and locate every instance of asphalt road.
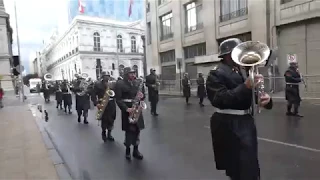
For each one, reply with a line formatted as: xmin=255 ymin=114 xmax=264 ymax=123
xmin=25 ymin=93 xmax=320 ymax=180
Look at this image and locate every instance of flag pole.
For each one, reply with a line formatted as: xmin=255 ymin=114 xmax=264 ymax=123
xmin=14 ymin=0 xmax=25 ymax=102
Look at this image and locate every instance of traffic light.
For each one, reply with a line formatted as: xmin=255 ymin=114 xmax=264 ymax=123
xmin=12 ymin=56 xmax=20 ymax=76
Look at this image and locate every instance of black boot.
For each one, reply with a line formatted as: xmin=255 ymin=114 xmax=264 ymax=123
xmin=78 ymin=116 xmax=81 ymax=123
xmin=293 ymin=105 xmax=303 ymax=117
xmin=68 ymin=108 xmax=72 ymax=114
xmin=84 ymin=118 xmax=88 ymax=124
xmin=107 ymin=130 xmax=114 ymax=141
xmin=125 ymin=147 xmax=131 ymax=161
xmin=286 ymin=104 xmax=293 ymax=116
xmin=133 ymin=146 xmax=143 ymax=160
xmin=102 ymin=131 xmax=107 ymax=142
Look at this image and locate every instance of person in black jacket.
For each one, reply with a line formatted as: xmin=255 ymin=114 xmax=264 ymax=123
xmin=206 ymin=38 xmax=273 ymax=180
xmin=284 ymin=62 xmax=303 ymax=117
xmin=182 ymin=73 xmax=191 ymax=104
xmin=115 ymin=67 xmax=145 ymax=161
xmin=73 ymin=76 xmax=92 ymax=124
xmin=145 ymin=68 xmax=159 ymax=116
xmin=55 ymin=81 xmax=63 ymax=110
xmin=92 ymin=71 xmax=117 ymax=142
xmin=196 ymin=73 xmax=206 ymax=107
xmin=61 ymin=80 xmax=72 ymax=114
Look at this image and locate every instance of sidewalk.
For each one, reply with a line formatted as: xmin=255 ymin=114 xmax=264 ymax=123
xmin=0 ymin=105 xmax=59 ymax=179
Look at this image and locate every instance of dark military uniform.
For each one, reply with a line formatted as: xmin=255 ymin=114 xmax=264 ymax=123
xmin=206 ymin=38 xmax=273 ymax=180
xmin=61 ymin=81 xmax=72 ymax=114
xmin=42 ymin=82 xmax=51 ymax=102
xmin=182 ymin=75 xmax=191 ymax=104
xmin=92 ymin=72 xmax=117 ymax=142
xmin=196 ymin=73 xmax=206 ymax=106
xmin=55 ymin=82 xmax=63 ymax=109
xmin=145 ymin=68 xmax=159 ymax=116
xmin=115 ymin=67 xmax=145 ymax=160
xmin=284 ymin=65 xmax=302 ymax=117
xmin=73 ymin=78 xmax=92 ymax=124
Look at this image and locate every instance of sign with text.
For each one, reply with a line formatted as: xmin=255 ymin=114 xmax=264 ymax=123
xmin=287 ymin=54 xmax=297 ymax=64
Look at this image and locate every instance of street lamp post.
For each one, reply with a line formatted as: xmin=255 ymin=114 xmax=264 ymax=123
xmin=14 ymin=0 xmax=25 ymax=102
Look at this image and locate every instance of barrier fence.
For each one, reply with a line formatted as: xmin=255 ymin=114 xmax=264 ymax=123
xmin=157 ymin=75 xmax=320 ymax=99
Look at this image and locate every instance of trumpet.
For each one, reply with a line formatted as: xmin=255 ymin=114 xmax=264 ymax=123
xmin=231 ymin=41 xmax=271 ymax=114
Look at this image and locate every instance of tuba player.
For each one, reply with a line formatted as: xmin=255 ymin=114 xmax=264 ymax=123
xmin=92 ymin=71 xmax=117 ymax=142
xmin=73 ymin=75 xmax=91 ymax=124
xmin=206 ymin=38 xmax=273 ymax=180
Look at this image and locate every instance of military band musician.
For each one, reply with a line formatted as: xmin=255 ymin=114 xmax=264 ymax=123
xmin=196 ymin=73 xmax=206 ymax=107
xmin=145 ymin=68 xmax=159 ymax=116
xmin=115 ymin=67 xmax=145 ymax=161
xmin=182 ymin=73 xmax=191 ymax=105
xmin=55 ymin=81 xmax=63 ymax=109
xmin=92 ymin=71 xmax=117 ymax=142
xmin=73 ymin=75 xmax=91 ymax=124
xmin=206 ymin=38 xmax=273 ymax=180
xmin=61 ymin=80 xmax=72 ymax=114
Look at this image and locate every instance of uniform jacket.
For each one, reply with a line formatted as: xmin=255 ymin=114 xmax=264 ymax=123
xmin=73 ymin=79 xmax=91 ymax=111
xmin=115 ymin=78 xmax=145 ymax=131
xmin=284 ymin=67 xmax=301 ymax=103
xmin=197 ymin=77 xmax=206 ymax=98
xmin=182 ymin=78 xmax=191 ymax=97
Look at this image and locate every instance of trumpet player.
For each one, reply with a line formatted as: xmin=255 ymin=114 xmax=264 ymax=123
xmin=92 ymin=71 xmax=117 ymax=142
xmin=61 ymin=80 xmax=72 ymax=114
xmin=206 ymin=38 xmax=273 ymax=180
xmin=145 ymin=68 xmax=159 ymax=116
xmin=284 ymin=61 xmax=303 ymax=117
xmin=182 ymin=73 xmax=191 ymax=105
xmin=115 ymin=67 xmax=145 ymax=161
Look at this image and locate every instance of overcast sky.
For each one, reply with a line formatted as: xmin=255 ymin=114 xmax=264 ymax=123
xmin=4 ymin=0 xmax=67 ymax=72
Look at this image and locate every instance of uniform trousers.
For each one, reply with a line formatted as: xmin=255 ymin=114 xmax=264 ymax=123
xmin=124 ymin=124 xmax=140 ymax=147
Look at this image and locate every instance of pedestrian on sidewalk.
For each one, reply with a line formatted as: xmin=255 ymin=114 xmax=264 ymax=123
xmin=0 ymin=87 xmax=4 ymax=108
xmin=197 ymin=73 xmax=206 ymax=107
xmin=182 ymin=73 xmax=191 ymax=105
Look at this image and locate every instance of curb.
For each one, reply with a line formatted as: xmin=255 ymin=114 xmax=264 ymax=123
xmin=29 ymin=104 xmax=73 ymax=180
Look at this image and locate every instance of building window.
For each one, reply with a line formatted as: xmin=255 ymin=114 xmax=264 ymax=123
xmin=185 ymin=1 xmax=203 ymax=33
xmin=117 ymin=35 xmax=123 ymax=52
xmin=112 ymin=63 xmax=115 ymax=70
xmin=131 ymin=36 xmax=137 ymax=53
xmin=220 ymin=0 xmax=248 ymax=22
xmin=119 ymin=64 xmax=125 ymax=77
xmin=184 ymin=43 xmax=206 ymax=59
xmin=281 ymin=0 xmax=293 ymax=4
xmin=146 ymin=1 xmax=150 ymax=12
xmin=160 ymin=12 xmax=174 ymax=41
xmin=147 ymin=22 xmax=152 ymax=44
xmin=160 ymin=50 xmax=175 ymax=63
xmin=133 ymin=65 xmax=138 ymax=76
xmin=158 ymin=0 xmax=167 ymax=5
xmin=93 ymin=32 xmax=101 ymax=51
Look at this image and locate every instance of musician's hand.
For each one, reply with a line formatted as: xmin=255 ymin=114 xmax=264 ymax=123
xmin=137 ymin=92 xmax=144 ymax=99
xmin=245 ymin=74 xmax=264 ymax=89
xmin=126 ymin=108 xmax=134 ymax=113
xmin=259 ymin=93 xmax=271 ymax=107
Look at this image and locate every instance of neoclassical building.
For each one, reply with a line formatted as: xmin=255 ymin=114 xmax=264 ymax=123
xmin=42 ymin=15 xmax=145 ymax=81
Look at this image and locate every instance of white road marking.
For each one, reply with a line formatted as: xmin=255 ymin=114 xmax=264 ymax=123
xmin=204 ymin=126 xmax=320 ymax=153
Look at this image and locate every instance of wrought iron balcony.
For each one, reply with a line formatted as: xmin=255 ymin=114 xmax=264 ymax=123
xmin=219 ymin=7 xmax=248 ymax=23
xmin=185 ymin=22 xmax=204 ymax=33
xmin=160 ymin=32 xmax=174 ymax=41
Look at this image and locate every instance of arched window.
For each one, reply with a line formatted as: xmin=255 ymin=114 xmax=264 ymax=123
xmin=133 ymin=65 xmax=138 ymax=77
xmin=93 ymin=32 xmax=100 ymax=51
xmin=119 ymin=64 xmax=125 ymax=77
xmin=117 ymin=35 xmax=123 ymax=52
xmin=131 ymin=36 xmax=136 ymax=53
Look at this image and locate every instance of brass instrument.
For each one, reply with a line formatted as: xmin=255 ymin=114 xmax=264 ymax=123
xmin=76 ymin=72 xmax=91 ymax=96
xmin=96 ymin=80 xmax=116 ymax=120
xmin=231 ymin=41 xmax=271 ymax=114
xmin=129 ymin=78 xmax=147 ymax=124
xmin=44 ymin=73 xmax=53 ymax=89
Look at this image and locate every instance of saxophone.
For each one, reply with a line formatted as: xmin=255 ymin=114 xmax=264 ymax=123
xmin=129 ymin=78 xmax=147 ymax=124
xmin=96 ymin=81 xmax=115 ymax=120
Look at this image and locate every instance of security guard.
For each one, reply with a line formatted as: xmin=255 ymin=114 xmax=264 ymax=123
xmin=145 ymin=68 xmax=159 ymax=116
xmin=92 ymin=71 xmax=117 ymax=142
xmin=284 ymin=62 xmax=303 ymax=117
xmin=115 ymin=67 xmax=145 ymax=161
xmin=206 ymin=38 xmax=273 ymax=180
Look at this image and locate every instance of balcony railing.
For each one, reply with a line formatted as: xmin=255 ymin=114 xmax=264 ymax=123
xmin=219 ymin=7 xmax=248 ymax=23
xmin=160 ymin=32 xmax=174 ymax=41
xmin=185 ymin=22 xmax=204 ymax=33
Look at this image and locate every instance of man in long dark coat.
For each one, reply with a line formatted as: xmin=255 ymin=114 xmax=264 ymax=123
xmin=115 ymin=67 xmax=145 ymax=161
xmin=145 ymin=68 xmax=159 ymax=116
xmin=182 ymin=73 xmax=191 ymax=104
xmin=73 ymin=77 xmax=91 ymax=124
xmin=55 ymin=81 xmax=63 ymax=109
xmin=92 ymin=71 xmax=117 ymax=142
xmin=284 ymin=61 xmax=303 ymax=117
xmin=206 ymin=38 xmax=273 ymax=180
xmin=61 ymin=80 xmax=72 ymax=114
xmin=196 ymin=73 xmax=206 ymax=107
